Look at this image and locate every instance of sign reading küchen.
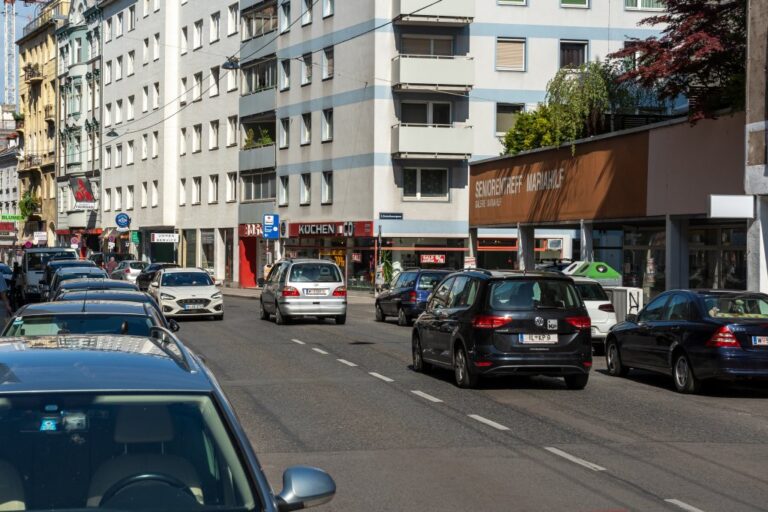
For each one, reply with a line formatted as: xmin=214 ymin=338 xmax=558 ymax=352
xmin=288 ymin=221 xmax=374 ymax=238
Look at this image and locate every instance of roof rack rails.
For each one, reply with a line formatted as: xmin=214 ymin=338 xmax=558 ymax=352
xmin=149 ymin=326 xmax=193 ymax=372
xmin=460 ymin=267 xmax=493 ymax=276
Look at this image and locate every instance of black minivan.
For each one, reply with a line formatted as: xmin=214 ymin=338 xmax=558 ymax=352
xmin=412 ymin=270 xmax=592 ymax=389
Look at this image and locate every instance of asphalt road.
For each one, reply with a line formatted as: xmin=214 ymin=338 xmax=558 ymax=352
xmin=179 ymin=296 xmax=768 ymax=512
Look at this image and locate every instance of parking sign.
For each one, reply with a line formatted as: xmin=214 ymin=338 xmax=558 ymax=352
xmin=263 ymin=214 xmax=280 ymax=240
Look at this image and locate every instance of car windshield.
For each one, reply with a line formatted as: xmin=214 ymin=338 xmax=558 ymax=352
xmin=575 ymin=282 xmax=609 ymax=301
xmin=3 ymin=314 xmax=156 ymax=336
xmin=490 ymin=279 xmax=581 ymax=310
xmin=26 ymin=252 xmax=76 ymax=271
xmin=129 ymin=262 xmax=147 ymax=270
xmin=703 ymin=295 xmax=768 ymax=319
xmin=161 ymin=272 xmax=213 ymax=287
xmin=289 ymin=263 xmax=342 ymax=283
xmin=0 ymin=393 xmax=257 ymax=511
xmin=417 ymin=273 xmax=445 ymax=291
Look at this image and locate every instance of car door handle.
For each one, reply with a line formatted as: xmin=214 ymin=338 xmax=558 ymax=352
xmin=669 ymin=325 xmax=682 ymax=332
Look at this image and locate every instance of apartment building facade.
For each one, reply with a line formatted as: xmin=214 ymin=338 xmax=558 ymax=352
xmin=55 ymin=0 xmax=103 ymax=255
xmin=16 ymin=0 xmax=71 ymax=247
xmin=235 ymin=0 xmax=662 ymax=288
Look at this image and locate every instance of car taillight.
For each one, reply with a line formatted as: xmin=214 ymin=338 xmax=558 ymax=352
xmin=124 ymin=268 xmax=131 ymax=274
xmin=282 ymin=286 xmax=300 ymax=297
xmin=332 ymin=286 xmax=347 ymax=297
xmin=566 ymin=316 xmax=591 ymax=329
xmin=706 ymin=326 xmax=741 ymax=348
xmin=598 ymin=303 xmax=615 ymax=313
xmin=472 ymin=315 xmax=510 ymax=329
xmin=404 ymin=291 xmax=417 ymax=304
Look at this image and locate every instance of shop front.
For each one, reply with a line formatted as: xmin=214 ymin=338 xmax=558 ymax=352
xmin=238 ymin=223 xmax=269 ymax=288
xmin=56 ymin=228 xmax=102 ymax=257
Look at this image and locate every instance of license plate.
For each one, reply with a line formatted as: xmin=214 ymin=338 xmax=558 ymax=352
xmin=752 ymin=336 xmax=768 ymax=346
xmin=184 ymin=304 xmax=204 ymax=310
xmin=304 ymin=289 xmax=327 ymax=296
xmin=520 ymin=333 xmax=558 ymax=344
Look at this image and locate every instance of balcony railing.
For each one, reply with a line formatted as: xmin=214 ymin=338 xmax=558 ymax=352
xmin=44 ymin=104 xmax=55 ymax=122
xmin=392 ymin=55 xmax=474 ymax=92
xmin=394 ymin=0 xmax=474 ymax=25
xmin=23 ymin=65 xmax=43 ymax=84
xmin=391 ymin=123 xmax=473 ymax=160
xmin=23 ymin=1 xmax=70 ymax=38
xmin=20 ymin=156 xmax=42 ymax=171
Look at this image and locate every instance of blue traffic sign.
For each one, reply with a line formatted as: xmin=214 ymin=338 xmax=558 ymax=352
xmin=115 ymin=213 xmax=131 ymax=228
xmin=263 ymin=214 xmax=280 ymax=240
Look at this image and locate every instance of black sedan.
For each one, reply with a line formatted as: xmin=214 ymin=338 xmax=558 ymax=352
xmin=606 ymin=290 xmax=768 ymax=393
xmin=54 ymin=289 xmax=166 ymax=319
xmin=51 ymin=278 xmax=138 ymax=300
xmin=136 ymin=262 xmax=180 ymax=291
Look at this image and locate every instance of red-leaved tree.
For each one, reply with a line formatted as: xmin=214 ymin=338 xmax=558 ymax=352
xmin=610 ymin=0 xmax=747 ymax=121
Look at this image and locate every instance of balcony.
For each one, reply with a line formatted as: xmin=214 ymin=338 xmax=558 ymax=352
xmin=22 ymin=0 xmax=70 ymax=38
xmin=391 ymin=123 xmax=473 ymax=160
xmin=23 ymin=65 xmax=43 ymax=85
xmin=394 ymin=0 xmax=474 ymax=26
xmin=44 ymin=104 xmax=55 ymax=123
xmin=239 ymin=143 xmax=276 ymax=171
xmin=240 ymin=86 xmax=277 ymax=118
xmin=392 ymin=55 xmax=474 ymax=92
xmin=20 ymin=155 xmax=42 ymax=172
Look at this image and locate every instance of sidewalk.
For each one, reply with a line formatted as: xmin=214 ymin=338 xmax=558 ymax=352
xmin=221 ymin=287 xmax=376 ymax=304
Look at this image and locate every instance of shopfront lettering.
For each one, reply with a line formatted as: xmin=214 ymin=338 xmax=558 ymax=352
xmin=526 ymin=168 xmax=565 ymax=193
xmin=474 ymin=175 xmax=524 ymax=199
xmin=298 ymin=224 xmax=339 ymax=236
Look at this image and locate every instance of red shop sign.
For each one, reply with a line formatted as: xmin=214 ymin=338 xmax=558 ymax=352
xmin=239 ymin=223 xmax=263 ymax=238
xmin=352 ymin=252 xmax=362 ymax=263
xmin=420 ymin=254 xmax=446 ymax=265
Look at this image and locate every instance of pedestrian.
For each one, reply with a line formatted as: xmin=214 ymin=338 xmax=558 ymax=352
xmin=11 ymin=262 xmax=22 ymax=310
xmin=106 ymin=256 xmax=118 ymax=275
xmin=0 ymin=269 xmax=14 ymax=329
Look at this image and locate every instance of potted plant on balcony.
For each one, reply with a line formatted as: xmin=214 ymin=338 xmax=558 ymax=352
xmin=243 ymin=128 xmax=273 ymax=149
xmin=19 ymin=192 xmax=39 ymax=220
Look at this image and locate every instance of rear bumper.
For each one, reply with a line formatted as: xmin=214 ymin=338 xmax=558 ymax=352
xmin=279 ymin=298 xmax=347 ymax=317
xmin=401 ymin=302 xmax=427 ymax=318
xmin=692 ymin=349 xmax=768 ymax=380
xmin=472 ymin=350 xmax=592 ymax=377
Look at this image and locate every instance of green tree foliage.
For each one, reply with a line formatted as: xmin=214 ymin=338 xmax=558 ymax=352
xmin=19 ymin=192 xmax=39 ymax=219
xmin=502 ymin=105 xmax=556 ymax=156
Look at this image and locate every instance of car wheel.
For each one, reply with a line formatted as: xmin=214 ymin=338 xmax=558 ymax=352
xmin=564 ymin=374 xmax=589 ymax=390
xmin=412 ymin=335 xmax=430 ymax=373
xmin=454 ymin=345 xmax=478 ymax=389
xmin=335 ymin=314 xmax=346 ymax=325
xmin=605 ymin=339 xmax=629 ymax=377
xmin=397 ymin=308 xmax=411 ymax=327
xmin=275 ymin=303 xmax=289 ymax=325
xmin=259 ymin=300 xmax=269 ymax=320
xmin=673 ymin=352 xmax=701 ymax=394
xmin=375 ymin=303 xmax=385 ymax=322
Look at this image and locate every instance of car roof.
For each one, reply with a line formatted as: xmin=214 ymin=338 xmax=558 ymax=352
xmin=55 ymin=267 xmax=106 ymax=275
xmin=687 ymin=289 xmax=767 ymax=297
xmin=279 ymin=258 xmax=339 ymax=265
xmin=17 ymin=300 xmax=152 ymax=316
xmin=25 ymin=248 xmax=76 ymax=253
xmin=57 ymin=289 xmax=153 ymax=300
xmin=162 ymin=267 xmax=209 ymax=274
xmin=0 ymin=335 xmax=210 ymax=393
xmin=570 ymin=276 xmax=600 ymax=284
xmin=58 ymin=279 xmax=137 ymax=290
xmin=47 ymin=259 xmax=95 ymax=267
xmin=451 ymin=269 xmax=570 ymax=280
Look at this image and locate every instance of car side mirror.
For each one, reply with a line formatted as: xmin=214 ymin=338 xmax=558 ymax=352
xmin=150 ymin=282 xmax=158 ymax=288
xmin=625 ymin=313 xmax=638 ymax=323
xmin=277 ymin=466 xmax=336 ymax=512
xmin=215 ymin=280 xmax=222 ymax=287
xmin=169 ymin=319 xmax=180 ymax=333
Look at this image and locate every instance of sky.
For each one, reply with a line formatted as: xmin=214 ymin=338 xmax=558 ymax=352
xmin=1 ymin=3 xmax=45 ymax=105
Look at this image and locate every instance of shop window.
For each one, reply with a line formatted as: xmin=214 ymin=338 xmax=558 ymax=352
xmin=184 ymin=229 xmax=197 ymax=267
xmin=201 ymin=229 xmax=215 ymax=273
xmin=403 ymin=168 xmax=449 ymax=201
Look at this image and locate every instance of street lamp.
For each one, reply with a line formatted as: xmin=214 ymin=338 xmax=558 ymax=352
xmin=222 ymin=56 xmax=240 ymax=70
xmin=106 ymin=129 xmax=118 ymax=137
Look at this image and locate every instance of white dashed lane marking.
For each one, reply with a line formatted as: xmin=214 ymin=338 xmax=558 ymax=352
xmin=411 ymin=390 xmax=443 ymax=403
xmin=290 ymin=339 xmax=306 ymax=345
xmin=664 ymin=499 xmax=707 ymax=512
xmin=312 ymin=348 xmax=329 ymax=355
xmin=468 ymin=414 xmax=510 ymax=431
xmin=337 ymin=359 xmax=358 ymax=367
xmin=369 ymin=372 xmax=394 ymax=383
xmin=544 ymin=447 xmax=607 ymax=472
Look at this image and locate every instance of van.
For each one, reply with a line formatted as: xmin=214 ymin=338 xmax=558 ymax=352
xmin=22 ymin=248 xmax=78 ymax=302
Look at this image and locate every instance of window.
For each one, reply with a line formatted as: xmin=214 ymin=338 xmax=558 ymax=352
xmin=104 ymin=189 xmax=111 ymax=211
xmin=279 ymin=59 xmax=290 ymax=90
xmin=496 ymin=38 xmax=525 ymax=71
xmin=127 ymin=50 xmax=135 ymax=75
xmin=151 ymin=180 xmax=158 ymax=207
xmin=301 ymin=53 xmax=312 ymax=85
xmin=115 ymin=144 xmax=123 ymax=167
xmin=141 ymin=133 xmax=148 ymax=159
xmin=226 ymin=172 xmax=237 ymax=201
xmin=153 ymin=82 xmax=160 ymax=109
xmin=323 ymin=0 xmax=334 ymax=17
xmin=228 ymin=4 xmax=239 ymax=35
xmin=128 ymin=6 xmax=136 ymax=30
xmin=180 ymin=77 xmax=188 ymax=104
xmin=115 ymin=100 xmax=123 ymax=124
xmin=278 ymin=175 xmax=289 ymax=205
xmin=142 ymin=85 xmax=149 ymax=112
xmin=300 ymin=113 xmax=311 ymax=145
xmin=104 ymin=146 xmax=112 ymax=168
xmin=209 ymin=120 xmax=219 ymax=149
xmin=499 ymin=0 xmax=526 ymax=5
xmin=227 ymin=68 xmax=237 ymax=91
xmin=127 ymin=95 xmax=135 ymax=120
xmin=153 ymin=0 xmax=159 ymax=12
xmin=115 ymin=13 xmax=123 ymax=37
xmin=302 ymin=0 xmax=312 ymax=25
xmin=279 ymin=118 xmax=289 ymax=148
xmin=638 ymin=295 xmax=669 ymax=322
xmin=280 ymin=2 xmax=291 ymax=33
xmin=321 ymin=109 xmax=333 ymax=141
xmin=209 ymin=175 xmax=219 ymax=203
xmin=179 ymin=179 xmax=186 ymax=205
xmin=193 ymin=177 xmax=202 ymax=204
xmin=227 ymin=116 xmax=237 ymax=146
xmin=401 ymin=36 xmax=453 ymax=57
xmin=115 ymin=56 xmax=123 ymax=80
xmin=210 ymin=12 xmax=220 ymax=43
xmin=561 ymin=0 xmax=588 ymax=6
xmin=242 ymin=60 xmax=276 ymax=94
xmin=321 ymin=171 xmax=333 ymax=204
xmin=152 ymin=131 xmax=159 ymax=158
xmin=625 ymin=0 xmax=664 ymax=9
xmin=209 ymin=66 xmax=220 ymax=96
xmin=560 ymin=40 xmax=588 ymax=68
xmin=180 ymin=127 xmax=187 ymax=155
xmin=193 ymin=72 xmax=202 ymax=100
xmin=401 ymin=101 xmax=451 ymax=125
xmin=142 ymin=38 xmax=149 ymax=64
xmin=105 ymin=18 xmax=112 ymax=41
xmin=403 ymin=168 xmax=449 ymax=200
xmin=104 ymin=103 xmax=112 ymax=125
xmin=141 ymin=182 xmax=148 ymax=207
xmin=127 ymin=185 xmax=134 ymax=210
xmin=496 ymin=104 xmax=524 ymax=135
xmin=193 ymin=124 xmax=202 ymax=152
xmin=104 ymin=60 xmax=112 ymax=83
xmin=322 ymin=47 xmax=334 ymax=79
xmin=143 ymin=0 xmax=149 ymax=17
xmin=181 ymin=26 xmax=188 ymax=54
xmin=126 ymin=140 xmax=134 ymax=165
xmin=193 ymin=20 xmax=203 ymax=49
xmin=300 ymin=173 xmax=311 ymax=205
xmin=242 ymin=171 xmax=276 ymax=201
xmin=153 ymin=33 xmax=160 ymax=60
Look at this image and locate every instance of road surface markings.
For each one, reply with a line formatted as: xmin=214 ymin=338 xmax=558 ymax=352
xmin=312 ymin=348 xmax=329 ymax=355
xmin=369 ymin=372 xmax=394 ymax=383
xmin=411 ymin=390 xmax=443 ymax=403
xmin=544 ymin=447 xmax=607 ymax=472
xmin=468 ymin=414 xmax=510 ymax=431
xmin=664 ymin=499 xmax=707 ymax=512
xmin=337 ymin=359 xmax=358 ymax=367
xmin=290 ymin=339 xmax=306 ymax=345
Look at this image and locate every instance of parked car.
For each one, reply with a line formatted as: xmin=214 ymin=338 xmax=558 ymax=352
xmin=0 ymin=331 xmax=335 ymax=510
xmin=48 ymin=267 xmax=109 ymax=301
xmin=412 ymin=270 xmax=592 ymax=389
xmin=41 ymin=259 xmax=97 ymax=293
xmin=571 ymin=276 xmax=617 ymax=354
xmin=260 ymin=259 xmax=347 ymax=325
xmin=606 ymin=290 xmax=768 ymax=393
xmin=110 ymin=260 xmax=148 ymax=282
xmin=0 ymin=263 xmax=12 ymax=289
xmin=136 ymin=262 xmax=181 ymax=291
xmin=21 ymin=247 xmax=78 ymax=302
xmin=2 ymin=300 xmax=177 ymax=336
xmin=51 ymin=279 xmax=138 ymax=300
xmin=54 ymin=289 xmax=165 ymax=319
xmin=375 ymin=269 xmax=451 ymax=326
xmin=88 ymin=252 xmax=136 ymax=268
xmin=148 ymin=268 xmax=223 ymax=320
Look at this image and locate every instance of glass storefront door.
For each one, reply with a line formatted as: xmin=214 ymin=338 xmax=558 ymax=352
xmin=184 ymin=229 xmax=197 ymax=267
xmin=201 ymin=229 xmax=215 ymax=274
xmin=223 ymin=228 xmax=234 ymax=282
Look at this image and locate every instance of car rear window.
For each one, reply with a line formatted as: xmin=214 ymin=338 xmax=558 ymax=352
xmin=417 ymin=273 xmax=445 ymax=291
xmin=289 ymin=263 xmax=342 ymax=283
xmin=575 ymin=282 xmax=609 ymax=301
xmin=704 ymin=295 xmax=768 ymax=319
xmin=4 ymin=314 xmax=155 ymax=336
xmin=129 ymin=262 xmax=147 ymax=270
xmin=490 ymin=279 xmax=581 ymax=311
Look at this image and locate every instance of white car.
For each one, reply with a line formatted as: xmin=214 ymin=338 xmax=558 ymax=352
xmin=110 ymin=260 xmax=148 ymax=282
xmin=571 ymin=276 xmax=617 ymax=352
xmin=149 ymin=267 xmax=223 ymax=320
